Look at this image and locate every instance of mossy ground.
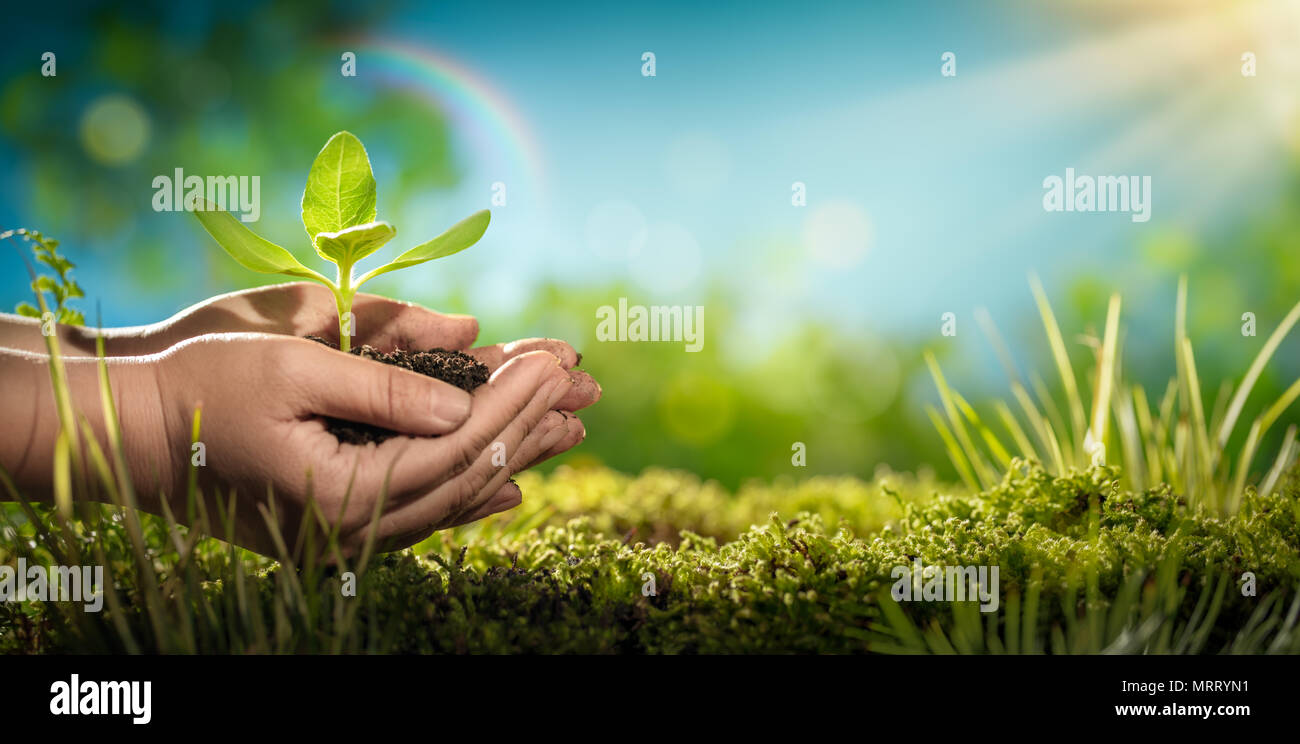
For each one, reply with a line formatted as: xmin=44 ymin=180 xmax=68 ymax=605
xmin=4 ymin=461 xmax=1298 ymax=654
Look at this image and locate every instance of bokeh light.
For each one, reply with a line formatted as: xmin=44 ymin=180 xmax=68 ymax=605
xmin=803 ymin=201 xmax=871 ymax=268
xmin=585 ymin=199 xmax=648 ymax=261
xmin=78 ymin=94 xmax=150 ymax=166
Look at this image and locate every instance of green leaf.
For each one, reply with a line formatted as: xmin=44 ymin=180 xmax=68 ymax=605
xmin=313 ymin=221 xmax=396 ymax=267
xmin=357 ymin=210 xmax=490 ymax=286
xmin=32 ymin=276 xmax=59 ymax=294
xmin=301 ymin=131 xmax=377 ymax=247
xmin=35 ymin=253 xmax=73 ymax=274
xmin=15 ymin=302 xmax=40 ymax=318
xmin=193 ymin=203 xmax=331 ymax=285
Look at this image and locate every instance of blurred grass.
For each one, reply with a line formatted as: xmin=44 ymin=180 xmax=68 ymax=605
xmin=928 ymin=275 xmax=1300 ymax=513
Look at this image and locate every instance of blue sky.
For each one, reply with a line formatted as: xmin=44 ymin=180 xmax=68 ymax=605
xmin=373 ymin=0 xmax=1297 ymax=344
xmin=3 ymin=0 xmax=1297 ymax=358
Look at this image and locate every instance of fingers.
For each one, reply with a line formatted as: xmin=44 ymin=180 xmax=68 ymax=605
xmin=441 ymin=408 xmax=571 ymax=524
xmin=287 ymin=338 xmax=473 ymax=435
xmin=377 ymin=350 xmax=573 ymax=498
xmin=365 ymin=478 xmax=523 ymax=551
xmin=376 ymin=400 xmax=570 ymax=536
xmin=328 ymin=348 xmax=590 ymax=545
xmin=188 ymin=283 xmax=482 ymax=352
xmin=469 ymin=342 xmax=599 ymax=413
xmin=468 ymin=338 xmax=578 ymax=371
xmin=524 ymin=411 xmax=587 ymax=470
xmin=559 ymin=369 xmax=601 ymax=412
xmin=443 ymin=480 xmax=524 ymax=529
xmin=434 ymin=405 xmax=587 ymax=533
xmin=351 ymin=293 xmax=480 ymax=352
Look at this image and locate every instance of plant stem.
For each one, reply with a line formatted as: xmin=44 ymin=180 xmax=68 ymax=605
xmin=335 ymin=266 xmax=355 ymax=353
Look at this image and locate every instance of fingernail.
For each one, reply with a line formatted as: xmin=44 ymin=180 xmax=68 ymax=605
xmin=433 ymin=390 xmax=472 ymax=426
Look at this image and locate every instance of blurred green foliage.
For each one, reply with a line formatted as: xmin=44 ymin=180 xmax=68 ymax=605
xmin=1 ymin=1 xmax=456 ymax=296
xmin=472 ymin=282 xmax=951 ymax=488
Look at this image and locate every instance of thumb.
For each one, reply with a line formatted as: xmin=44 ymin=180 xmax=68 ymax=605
xmin=291 ymin=340 xmax=473 ymax=435
xmin=351 ymin=294 xmax=480 ymax=351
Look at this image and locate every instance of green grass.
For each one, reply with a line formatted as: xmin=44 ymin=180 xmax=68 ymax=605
xmin=927 ymin=276 xmax=1300 ymax=512
xmin=3 ymin=462 xmax=1299 ymax=653
xmin=2 ymin=275 xmax=1298 ymax=654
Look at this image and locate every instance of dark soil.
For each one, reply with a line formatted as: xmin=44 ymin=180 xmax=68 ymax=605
xmin=306 ymin=335 xmax=489 ymax=445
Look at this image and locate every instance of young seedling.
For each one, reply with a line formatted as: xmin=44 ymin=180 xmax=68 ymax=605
xmin=194 ymin=131 xmax=490 ymax=352
xmin=4 ymin=227 xmax=85 ymax=325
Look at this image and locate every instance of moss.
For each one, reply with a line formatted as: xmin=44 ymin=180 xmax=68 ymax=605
xmin=4 ymin=462 xmax=1299 ymax=654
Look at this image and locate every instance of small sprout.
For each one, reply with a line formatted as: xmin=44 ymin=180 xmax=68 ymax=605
xmin=193 ymin=131 xmax=490 ymax=352
xmin=3 ymin=227 xmax=85 ymax=325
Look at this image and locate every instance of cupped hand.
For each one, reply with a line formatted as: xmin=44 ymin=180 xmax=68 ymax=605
xmin=109 ymin=282 xmax=599 ymax=472
xmin=143 ymin=282 xmax=483 ymax=354
xmin=151 ymin=333 xmax=586 ymax=556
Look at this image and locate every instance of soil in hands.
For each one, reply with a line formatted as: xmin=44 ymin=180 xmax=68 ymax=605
xmin=306 ymin=335 xmax=488 ymax=445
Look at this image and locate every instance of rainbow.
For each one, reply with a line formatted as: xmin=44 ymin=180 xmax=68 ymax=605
xmin=334 ymin=37 xmax=547 ymax=204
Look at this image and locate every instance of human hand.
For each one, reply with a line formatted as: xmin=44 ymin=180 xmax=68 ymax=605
xmin=109 ymin=282 xmax=484 ymax=356
xmin=3 ymin=282 xmax=539 ymax=359
xmin=151 ymin=282 xmax=601 ymax=469
xmin=1 ymin=282 xmax=600 ymax=474
xmin=150 ymin=333 xmax=587 ymax=556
